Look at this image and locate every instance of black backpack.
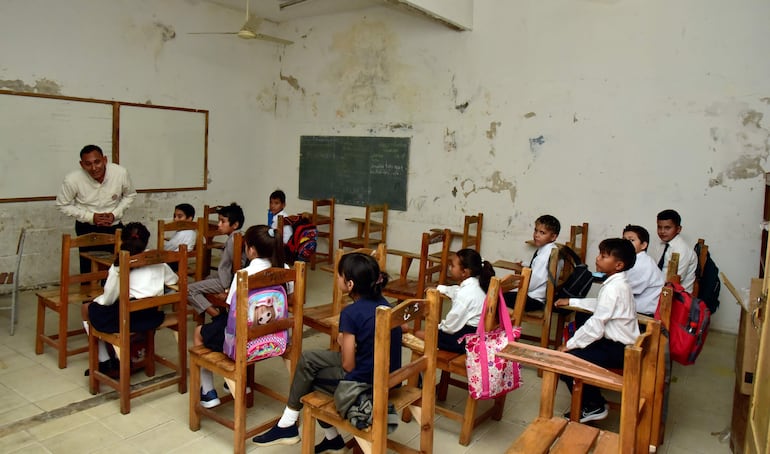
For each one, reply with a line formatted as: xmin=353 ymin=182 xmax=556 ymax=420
xmin=694 ymin=241 xmax=721 ymax=314
xmin=552 ymin=246 xmax=594 ymax=299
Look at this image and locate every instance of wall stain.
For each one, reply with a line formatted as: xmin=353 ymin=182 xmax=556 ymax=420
xmin=0 ymin=78 xmax=62 ymax=95
xmin=444 ymin=128 xmax=457 ymax=152
xmin=524 ymin=112 xmax=536 ymax=119
xmin=280 ymin=73 xmax=305 ymax=94
xmin=154 ymin=22 xmax=176 ymax=42
xmin=486 ymin=121 xmax=501 ymax=139
xmin=529 ymin=135 xmax=545 ymax=153
xmin=760 ymin=97 xmax=770 ymax=105
xmin=742 ymin=110 xmax=763 ymax=128
xmin=573 ymin=113 xmax=579 ymax=123
xmin=451 ymin=186 xmax=458 ymax=197
xmin=708 ymin=105 xmax=770 ymax=187
xmin=455 ymin=101 xmax=469 ymax=113
xmin=387 ymin=122 xmax=412 ymax=131
xmin=459 ymin=172 xmax=517 ymax=203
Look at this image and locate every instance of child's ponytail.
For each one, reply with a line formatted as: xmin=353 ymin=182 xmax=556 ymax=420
xmin=478 ymin=259 xmax=495 ymax=293
xmin=338 ymin=252 xmax=388 ymax=300
xmin=456 ymin=248 xmax=496 ymax=292
xmin=244 ymin=225 xmax=286 ymax=267
xmin=114 ymin=222 xmax=150 ymax=266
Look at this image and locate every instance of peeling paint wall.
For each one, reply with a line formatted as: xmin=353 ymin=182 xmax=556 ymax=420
xmin=2 ymin=0 xmax=769 ymax=334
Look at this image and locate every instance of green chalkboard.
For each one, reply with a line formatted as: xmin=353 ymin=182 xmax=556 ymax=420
xmin=299 ymin=136 xmax=409 ymax=211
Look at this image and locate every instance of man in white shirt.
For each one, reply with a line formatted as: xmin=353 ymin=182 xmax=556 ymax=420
xmin=649 ymin=209 xmax=697 ymax=292
xmin=56 ymin=144 xmax=136 ymax=273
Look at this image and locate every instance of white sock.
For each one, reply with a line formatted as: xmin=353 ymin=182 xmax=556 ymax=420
xmin=200 ymin=368 xmax=215 ymax=393
xmin=323 ymin=426 xmax=339 ymax=440
xmin=97 ymin=340 xmax=110 ymax=362
xmin=82 ymin=320 xmax=89 ymax=334
xmin=277 ymin=407 xmax=300 ymax=428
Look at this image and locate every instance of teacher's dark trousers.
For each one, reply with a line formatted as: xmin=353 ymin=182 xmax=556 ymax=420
xmin=75 ymin=221 xmax=123 ymax=275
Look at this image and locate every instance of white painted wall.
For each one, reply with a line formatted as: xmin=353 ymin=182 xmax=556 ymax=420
xmin=1 ymin=0 xmax=768 ymax=333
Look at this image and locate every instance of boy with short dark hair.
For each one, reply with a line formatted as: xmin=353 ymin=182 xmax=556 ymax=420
xmin=163 ymin=203 xmax=197 ymax=252
xmin=267 ymin=189 xmax=292 ymax=245
xmin=622 ymin=224 xmax=665 ymax=316
xmin=188 ymin=202 xmax=246 ymax=318
xmin=554 ymin=238 xmax=640 ymax=423
xmin=504 ymin=214 xmax=561 ymax=311
xmin=651 ymin=209 xmax=697 ymax=292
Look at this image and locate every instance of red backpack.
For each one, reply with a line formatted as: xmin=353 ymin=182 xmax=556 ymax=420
xmin=282 ymin=214 xmax=317 ymax=264
xmin=655 ymin=281 xmax=711 ymax=365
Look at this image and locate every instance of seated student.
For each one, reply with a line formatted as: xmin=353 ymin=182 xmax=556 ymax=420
xmin=188 ymin=203 xmax=247 ymax=319
xmin=163 ymin=203 xmax=197 ymax=252
xmin=622 ymin=225 xmax=665 ymax=316
xmin=415 ymin=249 xmax=495 ymax=353
xmin=81 ymin=222 xmax=178 ymax=377
xmin=650 ymin=209 xmax=697 ymax=292
xmin=252 ymin=252 xmax=400 ymax=453
xmin=554 ymin=238 xmax=640 ymax=423
xmin=193 ymin=224 xmax=288 ymax=408
xmin=267 ymin=189 xmax=293 ymax=245
xmin=503 ymin=214 xmax=561 ymax=312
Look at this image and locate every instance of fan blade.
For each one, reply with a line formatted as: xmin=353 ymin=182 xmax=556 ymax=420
xmin=253 ymin=33 xmax=294 ymax=45
xmin=188 ymin=32 xmax=239 ymax=35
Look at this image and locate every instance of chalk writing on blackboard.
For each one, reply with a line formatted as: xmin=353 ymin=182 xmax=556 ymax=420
xmin=298 ymin=136 xmax=409 ymax=211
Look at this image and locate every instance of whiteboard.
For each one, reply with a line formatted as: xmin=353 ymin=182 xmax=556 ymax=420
xmin=119 ymin=105 xmax=207 ymax=192
xmin=0 ymin=91 xmax=208 ymax=202
xmin=0 ymin=93 xmax=113 ymax=201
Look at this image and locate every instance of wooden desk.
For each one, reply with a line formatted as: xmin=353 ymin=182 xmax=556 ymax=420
xmin=492 ymin=260 xmax=523 ymax=272
xmin=387 ymin=248 xmax=441 ymax=283
xmin=346 ymin=217 xmax=384 ymax=236
xmin=80 ymin=251 xmax=115 ymax=269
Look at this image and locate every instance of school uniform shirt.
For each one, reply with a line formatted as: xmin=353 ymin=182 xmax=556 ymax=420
xmin=651 ymin=234 xmax=697 ymax=293
xmin=626 ymin=251 xmax=665 ymax=315
xmin=56 ymin=163 xmax=136 ymax=224
xmin=163 ymin=230 xmax=197 ymax=252
xmin=268 ymin=209 xmax=293 ymax=245
xmin=224 ymin=257 xmax=294 ymax=298
xmin=528 ymin=242 xmax=558 ymax=302
xmin=565 ymin=271 xmax=640 ymax=350
xmin=217 ymin=232 xmax=248 ymax=289
xmin=437 ymin=277 xmax=485 ymax=334
xmin=93 ymin=261 xmax=178 ymax=306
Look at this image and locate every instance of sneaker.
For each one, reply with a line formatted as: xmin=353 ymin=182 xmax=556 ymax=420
xmin=200 ymin=388 xmax=221 ymax=408
xmin=252 ymin=423 xmax=300 ymax=446
xmin=578 ymin=404 xmax=609 ymax=423
xmin=314 ymin=434 xmax=346 ymax=453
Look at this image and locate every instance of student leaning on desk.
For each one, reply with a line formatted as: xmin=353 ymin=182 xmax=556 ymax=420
xmin=554 ymin=238 xmax=640 ymax=424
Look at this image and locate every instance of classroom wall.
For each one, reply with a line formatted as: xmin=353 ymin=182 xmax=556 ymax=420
xmin=1 ymin=0 xmax=768 ymax=334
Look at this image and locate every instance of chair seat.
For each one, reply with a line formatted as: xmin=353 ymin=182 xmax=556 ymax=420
xmin=338 ymin=237 xmax=384 ymax=248
xmin=506 ymin=417 xmax=618 ymax=454
xmin=303 ymin=303 xmax=348 ymax=332
xmin=37 ymin=286 xmax=102 ymax=307
xmin=189 ymin=345 xmax=238 ymax=374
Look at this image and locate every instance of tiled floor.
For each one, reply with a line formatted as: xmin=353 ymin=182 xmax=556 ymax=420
xmin=0 ymin=267 xmax=735 ymax=453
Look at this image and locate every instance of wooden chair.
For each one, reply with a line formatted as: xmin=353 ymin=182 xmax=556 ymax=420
xmin=203 ymin=231 xmax=243 ymax=310
xmin=433 ymin=212 xmax=484 ymax=253
xmin=311 ymin=198 xmax=335 ymax=270
xmin=300 ymin=289 xmax=440 ymax=454
xmin=666 ymin=252 xmax=681 ymax=284
xmin=35 ymin=231 xmax=119 ymax=368
xmin=201 ymin=204 xmax=226 ymax=275
xmin=406 ymin=270 xmax=532 ymax=446
xmin=189 ymin=263 xmax=306 ymax=454
xmin=338 ymin=203 xmax=388 ymax=250
xmin=513 ymin=246 xmax=569 ymax=350
xmin=383 ymin=229 xmax=451 ymax=302
xmin=566 ymin=222 xmax=589 ymax=263
xmin=692 ymin=238 xmax=709 ymax=297
xmin=87 ymin=246 xmax=189 ymax=414
xmin=502 ymin=319 xmax=663 ymax=454
xmin=157 ymin=216 xmax=206 ymax=282
xmin=302 ymin=244 xmax=386 ymax=351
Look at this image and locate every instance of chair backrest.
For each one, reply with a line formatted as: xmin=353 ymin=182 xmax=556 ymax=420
xmin=422 ymin=228 xmax=452 ymax=288
xmin=666 ymin=252 xmax=681 ymax=284
xmin=373 ymin=289 xmax=440 ymax=453
xmin=312 ymin=198 xmax=335 ymax=226
xmin=63 ymin=231 xmax=120 ymax=297
xmin=565 ymin=222 xmax=589 ymax=263
xmin=461 ymin=213 xmax=483 ymax=251
xmin=692 ymin=238 xmax=709 ymax=297
xmin=231 ymin=262 xmax=306 ymax=376
xmin=364 ymin=203 xmax=388 ymax=247
xmin=157 ymin=217 xmax=205 ymax=281
xmin=622 ymin=320 xmax=662 ymax=453
xmin=503 ymin=268 xmax=533 ymax=327
xmin=231 ymin=231 xmax=244 ymax=274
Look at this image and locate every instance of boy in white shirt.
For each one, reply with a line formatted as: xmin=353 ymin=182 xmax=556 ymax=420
xmin=163 ymin=203 xmax=197 ymax=252
xmin=622 ymin=225 xmax=665 ymax=316
xmin=555 ymin=238 xmax=640 ymax=423
xmin=650 ymin=209 xmax=697 ymax=292
xmin=267 ymin=189 xmax=293 ymax=245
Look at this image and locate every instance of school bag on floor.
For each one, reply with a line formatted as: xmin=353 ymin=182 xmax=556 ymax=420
xmin=694 ymin=241 xmax=721 ymax=314
xmin=552 ymin=245 xmax=594 ymax=299
xmin=282 ymin=213 xmax=318 ymax=264
xmin=222 ymin=285 xmax=288 ymax=362
xmin=655 ymin=281 xmax=711 ymax=365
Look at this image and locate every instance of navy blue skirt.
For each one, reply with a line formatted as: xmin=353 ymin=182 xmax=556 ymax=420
xmin=89 ymin=303 xmax=165 ymax=333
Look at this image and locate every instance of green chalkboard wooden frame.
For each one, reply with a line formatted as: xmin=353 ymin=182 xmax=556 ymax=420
xmin=298 ymin=136 xmax=409 ymax=211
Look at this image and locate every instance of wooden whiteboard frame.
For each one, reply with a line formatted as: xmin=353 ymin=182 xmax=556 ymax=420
xmin=0 ymin=90 xmax=208 ymax=202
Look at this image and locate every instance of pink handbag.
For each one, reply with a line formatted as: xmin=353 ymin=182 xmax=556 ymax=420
xmin=461 ymin=288 xmax=522 ymax=400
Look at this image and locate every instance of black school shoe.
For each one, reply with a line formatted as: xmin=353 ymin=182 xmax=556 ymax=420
xmin=315 ymin=434 xmax=346 ymax=453
xmin=84 ymin=358 xmax=120 ymax=379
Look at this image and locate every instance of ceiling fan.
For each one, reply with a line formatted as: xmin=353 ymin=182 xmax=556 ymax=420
xmin=189 ymin=0 xmax=293 ymax=45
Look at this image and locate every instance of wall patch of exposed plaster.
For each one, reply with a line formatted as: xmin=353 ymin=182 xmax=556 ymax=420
xmin=444 ymin=128 xmax=457 ymax=152
xmin=0 ymin=78 xmax=62 ymax=95
xmin=458 ymin=171 xmax=516 ymax=203
xmin=708 ymin=102 xmax=770 ymax=187
xmin=280 ymin=73 xmax=305 ymax=94
xmin=486 ymin=121 xmax=501 ymax=139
